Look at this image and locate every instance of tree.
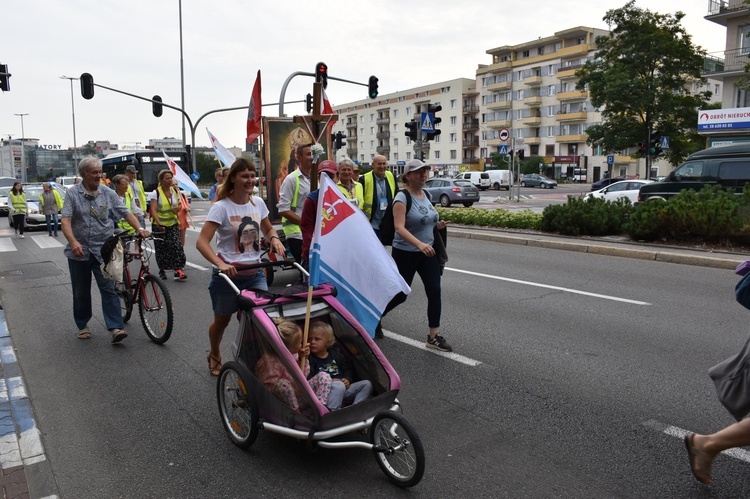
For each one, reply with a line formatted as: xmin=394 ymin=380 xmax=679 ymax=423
xmin=195 ymin=151 xmax=221 ymax=186
xmin=576 ymin=1 xmax=712 ymax=175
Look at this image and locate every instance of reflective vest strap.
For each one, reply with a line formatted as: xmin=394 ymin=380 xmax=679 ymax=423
xmin=281 ymin=171 xmax=303 ymax=235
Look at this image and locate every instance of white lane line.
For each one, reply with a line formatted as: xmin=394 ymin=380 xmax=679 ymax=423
xmin=383 ymin=329 xmax=482 ymax=366
xmin=446 ymin=267 xmax=651 ymax=306
xmin=0 ymin=238 xmax=16 ymax=252
xmin=644 ymin=419 xmax=750 ymax=464
xmin=30 ymin=235 xmax=63 ymax=249
xmin=185 ymin=261 xmax=209 ymax=271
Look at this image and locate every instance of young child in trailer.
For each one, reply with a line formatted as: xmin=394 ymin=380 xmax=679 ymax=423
xmin=255 ymin=318 xmax=332 ymax=411
xmin=308 ymin=322 xmax=374 ymax=410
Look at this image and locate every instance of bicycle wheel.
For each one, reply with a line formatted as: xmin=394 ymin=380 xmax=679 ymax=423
xmin=261 ymin=257 xmax=274 ymax=287
xmin=217 ymin=361 xmax=259 ymax=449
xmin=138 ymin=274 xmax=173 ymax=344
xmin=370 ymin=411 xmax=425 ymax=488
xmin=120 ymin=268 xmax=133 ymax=323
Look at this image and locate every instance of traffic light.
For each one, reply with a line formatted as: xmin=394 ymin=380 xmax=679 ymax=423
xmin=638 ymin=142 xmax=647 ymax=156
xmin=152 ymin=95 xmax=163 ymax=117
xmin=518 ymin=149 xmax=525 ymax=160
xmin=424 ymin=104 xmax=442 ymax=142
xmin=0 ymin=64 xmax=10 ymax=92
xmin=405 ymin=120 xmax=419 ymax=141
xmin=315 ymin=62 xmax=328 ymax=89
xmin=334 ymin=131 xmax=346 ymax=150
xmin=305 ymin=93 xmax=313 ymax=113
xmin=649 ymin=130 xmax=662 ymax=156
xmin=80 ymin=73 xmax=94 ymax=99
xmin=368 ymin=76 xmax=379 ymax=99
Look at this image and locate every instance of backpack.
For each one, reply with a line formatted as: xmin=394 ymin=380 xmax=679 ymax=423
xmin=100 ymin=230 xmax=125 ymax=282
xmin=378 ymin=190 xmax=412 ymax=246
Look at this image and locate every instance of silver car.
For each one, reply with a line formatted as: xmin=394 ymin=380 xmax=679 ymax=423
xmin=423 ymin=178 xmax=480 ymax=207
xmin=8 ymin=184 xmax=66 ymax=231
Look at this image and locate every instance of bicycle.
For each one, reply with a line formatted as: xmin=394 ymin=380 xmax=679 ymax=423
xmin=117 ymin=233 xmax=174 ymax=344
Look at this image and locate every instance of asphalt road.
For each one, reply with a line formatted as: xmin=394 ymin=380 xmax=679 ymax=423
xmin=0 ymin=203 xmax=749 ymax=497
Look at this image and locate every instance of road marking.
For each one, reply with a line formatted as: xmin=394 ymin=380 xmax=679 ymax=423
xmin=0 ymin=239 xmax=15 ymax=252
xmin=382 ymin=329 xmax=482 ymax=366
xmin=30 ymin=235 xmax=63 ymax=249
xmin=446 ymin=267 xmax=651 ymax=305
xmin=185 ymin=261 xmax=209 ymax=271
xmin=643 ymin=419 xmax=750 ymax=464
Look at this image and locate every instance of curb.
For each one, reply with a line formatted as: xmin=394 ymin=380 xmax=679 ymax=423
xmin=449 ymin=228 xmax=746 ymax=270
xmin=0 ymin=308 xmax=58 ymax=499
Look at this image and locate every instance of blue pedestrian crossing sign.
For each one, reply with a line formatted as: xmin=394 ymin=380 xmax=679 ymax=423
xmin=420 ymin=112 xmax=435 ymax=133
xmin=660 ymin=136 xmax=670 ymax=150
xmin=498 ymin=145 xmax=508 ymax=155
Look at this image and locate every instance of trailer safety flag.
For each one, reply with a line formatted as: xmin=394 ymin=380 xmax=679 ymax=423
xmin=308 ymin=175 xmax=410 ymax=337
xmin=162 ymin=150 xmax=204 ymax=199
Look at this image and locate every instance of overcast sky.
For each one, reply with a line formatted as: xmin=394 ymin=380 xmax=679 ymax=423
xmin=0 ymin=0 xmax=726 ymax=151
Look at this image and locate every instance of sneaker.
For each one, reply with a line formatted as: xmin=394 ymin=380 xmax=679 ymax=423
xmin=158 ymin=270 xmax=167 ymax=280
xmin=426 ymin=334 xmax=452 ymax=352
xmin=19 ymin=235 xmax=24 ymax=239
xmin=54 ymin=232 xmax=58 ymax=237
xmin=375 ymin=322 xmax=384 ymax=339
xmin=110 ymin=329 xmax=128 ymax=344
xmin=174 ymin=269 xmax=187 ymax=281
xmin=48 ymin=233 xmax=53 ymax=237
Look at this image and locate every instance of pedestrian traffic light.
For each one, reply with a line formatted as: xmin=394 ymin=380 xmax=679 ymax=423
xmin=368 ymin=76 xmax=379 ymax=99
xmin=638 ymin=142 xmax=647 ymax=157
xmin=405 ymin=120 xmax=419 ymax=141
xmin=80 ymin=72 xmax=94 ymax=100
xmin=152 ymin=95 xmax=163 ymax=117
xmin=424 ymin=104 xmax=442 ymax=142
xmin=649 ymin=130 xmax=662 ymax=156
xmin=334 ymin=131 xmax=346 ymax=150
xmin=305 ymin=93 xmax=313 ymax=113
xmin=0 ymin=64 xmax=10 ymax=92
xmin=518 ymin=149 xmax=525 ymax=160
xmin=315 ymin=62 xmax=328 ymax=89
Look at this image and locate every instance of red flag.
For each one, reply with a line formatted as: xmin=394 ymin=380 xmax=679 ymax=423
xmin=319 ymin=87 xmax=334 ymax=133
xmin=246 ymin=70 xmax=262 ymax=145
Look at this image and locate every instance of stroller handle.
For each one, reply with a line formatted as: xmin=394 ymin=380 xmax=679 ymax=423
xmin=217 ymin=260 xmax=308 ymax=294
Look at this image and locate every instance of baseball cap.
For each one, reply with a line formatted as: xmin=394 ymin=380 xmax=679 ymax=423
xmin=125 ymin=164 xmax=137 ymax=173
xmin=403 ymin=159 xmax=429 ymax=175
xmin=317 ymin=160 xmax=338 ymax=176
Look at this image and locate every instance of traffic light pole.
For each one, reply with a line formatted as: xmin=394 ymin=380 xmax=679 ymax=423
xmin=278 ymin=72 xmax=374 ymax=117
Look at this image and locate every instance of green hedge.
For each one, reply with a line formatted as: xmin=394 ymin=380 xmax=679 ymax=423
xmin=436 ymin=207 xmax=543 ymax=230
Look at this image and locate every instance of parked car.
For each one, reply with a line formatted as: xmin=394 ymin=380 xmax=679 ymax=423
xmin=485 ymin=170 xmax=511 ymax=190
xmin=584 ymin=179 xmax=653 ymax=204
xmin=590 ymin=175 xmax=637 ymax=191
xmin=8 ymin=184 xmax=66 ymax=231
xmin=456 ymin=171 xmax=491 ymax=190
xmin=423 ymin=178 xmax=480 ymax=207
xmin=638 ymin=143 xmax=750 ymax=203
xmin=520 ymin=174 xmax=557 ymax=189
xmin=0 ymin=177 xmax=18 ymax=188
xmin=0 ymin=186 xmax=12 ymax=216
xmin=55 ymin=176 xmax=81 ymax=190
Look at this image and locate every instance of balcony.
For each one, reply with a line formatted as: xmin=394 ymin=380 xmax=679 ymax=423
xmin=346 ymin=148 xmax=357 ymax=158
xmin=523 ymin=137 xmax=541 ymax=145
xmin=462 ymin=138 xmax=479 ymax=148
xmin=376 ymin=117 xmax=390 ymax=125
xmin=556 ymin=43 xmax=593 ymax=58
xmin=464 ymin=157 xmax=480 ymax=164
xmin=485 ymin=60 xmax=512 ymax=72
xmin=487 ymin=81 xmax=512 ymax=92
xmin=463 ymin=105 xmax=479 ymax=113
xmin=557 ymin=65 xmax=582 ymax=80
xmin=346 ymin=134 xmax=356 ymax=141
xmin=556 ymin=111 xmax=587 ymax=122
xmin=555 ymin=134 xmax=587 ymax=143
xmin=346 ymin=122 xmax=357 ymax=130
xmin=376 ymin=131 xmax=390 ymax=139
xmin=463 ymin=121 xmax=480 ymax=131
xmin=703 ymin=48 xmax=748 ymax=74
xmin=707 ymin=0 xmax=750 ymax=25
xmin=523 ymin=96 xmax=542 ymax=106
xmin=487 ymin=100 xmax=512 ymax=110
xmin=524 ymin=75 xmax=543 ymax=86
xmin=557 ymin=90 xmax=587 ymax=101
xmin=376 ymin=145 xmax=390 ymax=154
xmin=486 ymin=120 xmax=512 ymax=129
xmin=523 ymin=115 xmax=542 ymax=126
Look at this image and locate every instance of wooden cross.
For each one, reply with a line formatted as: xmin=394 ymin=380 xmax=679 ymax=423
xmin=293 ymin=82 xmax=338 ymax=191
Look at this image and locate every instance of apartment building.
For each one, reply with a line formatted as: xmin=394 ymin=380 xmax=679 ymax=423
xmin=700 ymin=0 xmax=750 ymax=146
xmin=478 ymin=26 xmax=620 ymax=181
xmin=331 ymin=78 xmax=476 ymax=177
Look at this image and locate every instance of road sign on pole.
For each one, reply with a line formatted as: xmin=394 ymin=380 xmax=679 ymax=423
xmin=420 ymin=112 xmax=435 ymax=133
xmin=660 ymin=136 xmax=670 ymax=150
xmin=499 ymin=129 xmax=509 ymax=142
xmin=606 ymin=155 xmax=614 ymax=165
xmin=498 ymin=145 xmax=508 ymax=155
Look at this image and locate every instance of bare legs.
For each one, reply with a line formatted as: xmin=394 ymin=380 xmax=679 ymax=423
xmin=687 ymin=419 xmax=750 ymax=484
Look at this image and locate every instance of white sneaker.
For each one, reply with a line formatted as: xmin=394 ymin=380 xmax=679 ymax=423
xmin=20 ymin=235 xmax=24 ymax=239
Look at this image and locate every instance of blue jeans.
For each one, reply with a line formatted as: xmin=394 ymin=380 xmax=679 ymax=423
xmin=208 ymin=268 xmax=268 ymax=316
xmin=327 ymin=380 xmax=374 ymax=410
xmin=45 ymin=213 xmax=59 ymax=234
xmin=68 ymin=254 xmax=124 ymax=331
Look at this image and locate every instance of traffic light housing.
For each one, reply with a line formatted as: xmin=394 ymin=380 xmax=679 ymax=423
xmin=405 ymin=120 xmax=419 ymax=141
xmin=0 ymin=64 xmax=10 ymax=92
xmin=518 ymin=149 xmax=525 ymax=160
xmin=334 ymin=131 xmax=346 ymax=150
xmin=424 ymin=104 xmax=442 ymax=142
xmin=649 ymin=130 xmax=662 ymax=156
xmin=152 ymin=95 xmax=163 ymax=117
xmin=315 ymin=62 xmax=328 ymax=89
xmin=638 ymin=142 xmax=647 ymax=156
xmin=305 ymin=93 xmax=313 ymax=113
xmin=368 ymin=76 xmax=379 ymax=99
xmin=80 ymin=73 xmax=94 ymax=99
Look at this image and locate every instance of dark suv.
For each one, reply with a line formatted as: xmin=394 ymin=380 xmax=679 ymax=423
xmin=637 ymin=143 xmax=750 ymax=203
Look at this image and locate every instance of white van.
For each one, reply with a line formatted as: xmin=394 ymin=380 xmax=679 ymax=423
xmin=486 ymin=170 xmax=511 ymax=190
xmin=55 ymin=176 xmax=81 ymax=190
xmin=456 ymin=171 xmax=491 ymax=190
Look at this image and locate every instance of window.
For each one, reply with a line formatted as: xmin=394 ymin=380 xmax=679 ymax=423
xmin=450 ymin=99 xmax=457 ymax=109
xmin=370 ymin=127 xmax=375 ymax=134
xmin=434 ymin=134 xmax=441 ymax=143
xmin=450 ymin=116 xmax=457 ymax=126
xmin=360 ymin=141 xmax=364 ymax=149
xmin=360 ymin=154 xmax=365 ymax=162
xmin=450 ymin=133 xmax=457 ymax=143
xmin=360 ymin=128 xmax=364 ymax=136
xmin=393 ymin=109 xmax=398 ymax=118
xmin=406 ymin=107 xmax=411 ymax=115
xmin=394 ymin=138 xmax=398 ymax=146
xmin=393 ymin=153 xmax=398 ymax=161
xmin=370 ymin=113 xmax=374 ymax=121
xmin=522 ymin=50 xmax=530 ymax=58
xmin=370 ymin=140 xmax=374 ymax=148
xmin=434 ymin=150 xmax=440 ymax=159
xmin=360 ymin=116 xmax=364 ymax=123
xmin=406 ymin=152 xmax=411 ymax=160
xmin=450 ymin=150 xmax=457 ymax=160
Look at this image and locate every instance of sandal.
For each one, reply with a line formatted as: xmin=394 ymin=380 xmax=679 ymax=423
xmin=77 ymin=330 xmax=92 ymax=340
xmin=207 ymin=352 xmax=222 ymax=377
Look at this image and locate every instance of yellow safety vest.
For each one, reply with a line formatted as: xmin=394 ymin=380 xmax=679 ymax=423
xmin=39 ymin=190 xmax=64 ymax=211
xmin=281 ymin=170 xmax=306 ymax=237
xmin=361 ymin=171 xmax=396 ymax=220
xmin=118 ymin=191 xmax=136 ymax=234
xmin=9 ymin=192 xmax=27 ymax=215
xmin=128 ymin=179 xmax=147 ymax=213
xmin=337 ymin=181 xmax=364 ymax=209
xmin=154 ymin=185 xmax=179 ymax=226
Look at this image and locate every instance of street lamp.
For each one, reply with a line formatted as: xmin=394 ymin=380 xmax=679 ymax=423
xmin=60 ymin=75 xmax=79 ymax=171
xmin=14 ymin=113 xmax=28 ymax=183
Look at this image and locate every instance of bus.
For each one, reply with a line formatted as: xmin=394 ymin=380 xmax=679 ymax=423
xmin=101 ymin=150 xmax=189 ymax=192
